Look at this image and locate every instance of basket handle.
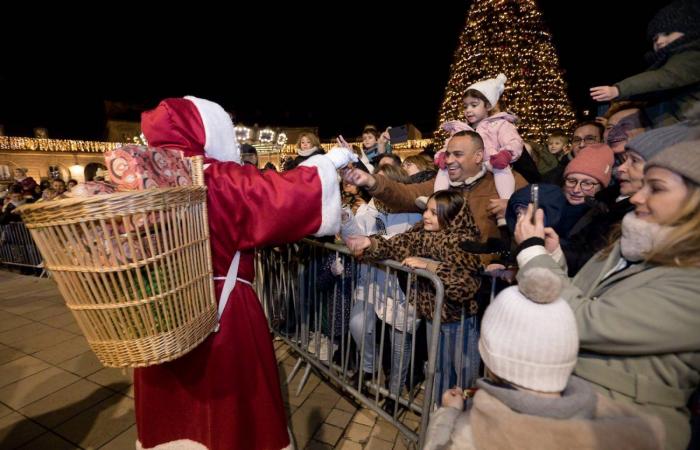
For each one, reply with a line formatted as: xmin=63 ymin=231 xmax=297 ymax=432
xmin=190 ymin=155 xmax=205 ymax=187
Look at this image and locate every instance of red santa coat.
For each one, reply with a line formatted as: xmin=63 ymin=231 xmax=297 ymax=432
xmin=135 ymin=158 xmax=340 ymax=450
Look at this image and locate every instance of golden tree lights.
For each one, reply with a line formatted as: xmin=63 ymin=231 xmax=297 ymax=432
xmin=436 ymin=0 xmax=575 ymax=145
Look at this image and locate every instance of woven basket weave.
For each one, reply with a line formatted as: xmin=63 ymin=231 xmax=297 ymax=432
xmin=17 ymin=156 xmax=217 ymax=367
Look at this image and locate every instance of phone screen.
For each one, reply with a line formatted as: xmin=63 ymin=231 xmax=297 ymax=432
xmin=388 ymin=125 xmax=409 ymax=144
xmin=530 ymin=184 xmax=539 ymax=225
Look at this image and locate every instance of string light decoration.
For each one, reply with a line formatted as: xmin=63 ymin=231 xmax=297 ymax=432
xmin=436 ymin=0 xmax=575 ymax=145
xmin=258 ymin=128 xmax=275 ymax=143
xmin=235 ymin=125 xmax=251 ymax=142
xmin=0 ymin=136 xmax=122 ymax=153
xmin=276 ymin=132 xmax=288 ymax=146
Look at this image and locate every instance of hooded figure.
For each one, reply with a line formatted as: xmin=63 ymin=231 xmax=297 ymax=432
xmin=134 ymin=96 xmax=356 ymax=450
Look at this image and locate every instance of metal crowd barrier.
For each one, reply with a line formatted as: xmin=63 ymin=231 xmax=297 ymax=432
xmin=256 ymin=238 xmax=481 ymax=449
xmin=0 ymin=222 xmax=43 ymax=270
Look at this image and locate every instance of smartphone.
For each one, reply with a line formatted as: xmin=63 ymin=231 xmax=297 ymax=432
xmin=388 ymin=125 xmax=409 ymax=144
xmin=530 ymin=184 xmax=539 ymax=225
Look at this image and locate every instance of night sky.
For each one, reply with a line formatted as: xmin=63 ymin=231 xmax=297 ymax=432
xmin=0 ymin=1 xmax=669 ymax=141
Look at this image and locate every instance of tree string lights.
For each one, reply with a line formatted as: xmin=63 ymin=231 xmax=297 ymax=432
xmin=436 ymin=0 xmax=575 ymax=145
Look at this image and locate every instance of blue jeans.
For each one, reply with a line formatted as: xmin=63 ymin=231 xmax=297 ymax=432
xmin=349 ymin=301 xmax=412 ymax=396
xmin=426 ymin=316 xmax=480 ymax=406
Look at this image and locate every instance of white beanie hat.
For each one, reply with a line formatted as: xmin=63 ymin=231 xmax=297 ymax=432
xmin=479 ymin=268 xmax=579 ymax=393
xmin=466 ymin=73 xmax=507 ymax=110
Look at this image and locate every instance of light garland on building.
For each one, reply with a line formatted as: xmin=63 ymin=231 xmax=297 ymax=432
xmin=276 ymin=132 xmax=288 ymax=146
xmin=235 ymin=125 xmax=251 ymax=142
xmin=0 ymin=136 xmax=123 ymax=153
xmin=436 ymin=0 xmax=576 ymax=145
xmin=258 ymin=128 xmax=275 ymax=143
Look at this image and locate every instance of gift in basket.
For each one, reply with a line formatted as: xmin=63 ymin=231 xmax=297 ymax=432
xmin=16 ymin=145 xmax=217 ymax=367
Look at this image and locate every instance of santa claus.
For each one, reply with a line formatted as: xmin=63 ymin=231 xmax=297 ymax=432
xmin=134 ymin=96 xmax=355 ymax=449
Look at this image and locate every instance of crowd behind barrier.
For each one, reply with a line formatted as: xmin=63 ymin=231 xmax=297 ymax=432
xmin=256 ymin=238 xmax=486 ymax=448
xmin=0 ymin=222 xmax=43 ymax=269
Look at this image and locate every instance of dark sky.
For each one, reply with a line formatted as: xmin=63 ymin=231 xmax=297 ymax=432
xmin=0 ymin=1 xmax=669 ymax=141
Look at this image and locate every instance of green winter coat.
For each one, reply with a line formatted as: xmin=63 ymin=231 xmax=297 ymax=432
xmin=615 ymin=49 xmax=700 ymax=126
xmin=518 ymin=243 xmax=700 ymax=450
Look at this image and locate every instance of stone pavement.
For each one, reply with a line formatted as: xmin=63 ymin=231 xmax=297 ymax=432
xmin=0 ymin=271 xmax=419 ymax=449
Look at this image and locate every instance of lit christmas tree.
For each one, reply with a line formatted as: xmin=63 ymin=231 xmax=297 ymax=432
xmin=436 ymin=0 xmax=575 ymax=145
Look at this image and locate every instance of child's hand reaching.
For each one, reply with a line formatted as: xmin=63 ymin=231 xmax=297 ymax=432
xmin=401 ymin=256 xmax=431 ymax=269
xmin=590 ymin=86 xmax=620 ymax=102
xmin=485 ymin=263 xmax=516 ymax=283
xmin=344 ymin=235 xmax=371 ymax=257
xmin=442 ymin=388 xmax=465 ymax=410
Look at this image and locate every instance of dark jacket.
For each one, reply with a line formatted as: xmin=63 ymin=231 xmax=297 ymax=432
xmin=616 ymin=36 xmax=700 ymax=126
xmin=286 ymin=148 xmax=326 ymax=170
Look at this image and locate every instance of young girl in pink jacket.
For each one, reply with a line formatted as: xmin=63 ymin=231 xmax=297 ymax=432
xmin=435 ymin=75 xmax=523 ymax=224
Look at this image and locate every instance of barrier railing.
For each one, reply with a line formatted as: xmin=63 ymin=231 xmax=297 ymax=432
xmin=256 ymin=238 xmax=481 ymax=449
xmin=0 ymin=222 xmax=43 ymax=269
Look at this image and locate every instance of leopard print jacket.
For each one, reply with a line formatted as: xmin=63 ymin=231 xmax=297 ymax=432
xmin=363 ymin=200 xmax=482 ymax=323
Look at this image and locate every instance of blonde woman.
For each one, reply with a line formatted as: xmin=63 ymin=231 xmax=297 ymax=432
xmin=514 ymin=137 xmax=700 ymax=450
xmin=286 ymin=132 xmax=325 ymax=170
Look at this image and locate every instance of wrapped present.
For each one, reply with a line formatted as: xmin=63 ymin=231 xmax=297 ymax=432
xmin=66 ymin=181 xmax=117 ymax=198
xmin=105 ymin=145 xmax=192 ymax=191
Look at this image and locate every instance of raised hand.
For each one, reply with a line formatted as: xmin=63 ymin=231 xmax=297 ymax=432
xmin=337 ymin=135 xmax=351 ymax=149
xmin=590 ymin=86 xmax=619 ymax=102
xmin=514 ymin=203 xmax=545 ymax=245
xmin=326 ymin=146 xmax=358 ymax=169
xmin=342 ymin=167 xmax=376 ymax=189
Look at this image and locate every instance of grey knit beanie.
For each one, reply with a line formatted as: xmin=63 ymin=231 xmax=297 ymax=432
xmin=646 ymin=139 xmax=700 ymax=185
xmin=625 ymin=122 xmax=700 ymax=161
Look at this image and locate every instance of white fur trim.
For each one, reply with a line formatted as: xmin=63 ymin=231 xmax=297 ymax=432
xmin=137 ymin=439 xmax=208 ymax=450
xmin=300 ymin=154 xmax=341 ymax=236
xmin=516 ymin=244 xmax=548 ymax=268
xmin=184 ymin=96 xmax=240 ymax=164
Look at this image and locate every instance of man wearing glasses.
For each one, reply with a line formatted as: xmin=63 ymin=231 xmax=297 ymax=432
xmin=571 ymin=121 xmax=605 ymax=155
xmin=541 ymin=121 xmax=605 ymax=185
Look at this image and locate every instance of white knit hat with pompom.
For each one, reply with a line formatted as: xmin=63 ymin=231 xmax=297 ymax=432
xmin=478 ymin=267 xmax=579 ymax=392
xmin=466 ymin=73 xmax=508 ymax=110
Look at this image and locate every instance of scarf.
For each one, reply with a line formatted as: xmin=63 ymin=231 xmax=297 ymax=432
xmin=619 ymin=211 xmax=672 ymax=262
xmin=297 ymin=146 xmax=319 ymax=157
xmin=477 ymin=377 xmax=597 ymax=420
xmin=448 ymin=165 xmax=487 ymax=188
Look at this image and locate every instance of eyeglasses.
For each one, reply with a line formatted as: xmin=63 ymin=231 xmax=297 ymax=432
xmin=571 ymin=135 xmax=600 ymax=146
xmin=564 ymin=177 xmax=600 ymax=191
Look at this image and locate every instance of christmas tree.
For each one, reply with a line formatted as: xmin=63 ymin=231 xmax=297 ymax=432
xmin=436 ymin=0 xmax=575 ymax=145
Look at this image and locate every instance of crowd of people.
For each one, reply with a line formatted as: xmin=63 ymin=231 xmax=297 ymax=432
xmin=0 ymin=168 xmax=82 ymax=224
xmin=306 ymin=2 xmax=699 ymax=448
xmin=1 ymin=1 xmax=698 ymax=448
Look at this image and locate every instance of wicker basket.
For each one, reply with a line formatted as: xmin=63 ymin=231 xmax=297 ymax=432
xmin=16 ymin=156 xmax=217 ymax=367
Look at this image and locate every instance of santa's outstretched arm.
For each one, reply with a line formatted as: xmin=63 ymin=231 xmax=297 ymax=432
xmin=206 ymin=147 xmax=356 ymax=250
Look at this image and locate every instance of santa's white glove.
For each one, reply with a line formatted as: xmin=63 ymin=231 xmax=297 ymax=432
xmin=326 ymin=146 xmax=358 ymax=169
